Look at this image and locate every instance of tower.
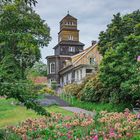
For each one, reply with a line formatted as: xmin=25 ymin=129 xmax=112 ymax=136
xmin=54 ymin=13 xmax=84 ymax=56
xmin=47 ymin=13 xmax=84 ymax=85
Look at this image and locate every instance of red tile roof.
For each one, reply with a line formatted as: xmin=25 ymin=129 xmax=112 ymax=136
xmin=31 ymin=76 xmax=47 ymax=84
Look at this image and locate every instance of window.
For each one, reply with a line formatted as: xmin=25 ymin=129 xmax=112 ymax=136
xmin=86 ymin=69 xmax=92 ymax=73
xmin=68 ymin=35 xmax=74 ymax=40
xmin=89 ymin=57 xmax=96 ymax=64
xmin=50 ymin=62 xmax=55 ymax=74
xmin=61 ymin=47 xmax=63 ymax=52
xmin=80 ymin=69 xmax=82 ymax=79
xmin=69 ymin=47 xmax=75 ymax=52
xmin=77 ymin=71 xmax=79 ymax=81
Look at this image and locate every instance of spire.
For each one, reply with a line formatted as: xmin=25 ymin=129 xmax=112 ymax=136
xmin=67 ymin=10 xmax=69 ymax=15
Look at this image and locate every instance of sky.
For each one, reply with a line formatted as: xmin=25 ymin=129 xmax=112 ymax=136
xmin=34 ymin=0 xmax=140 ymax=64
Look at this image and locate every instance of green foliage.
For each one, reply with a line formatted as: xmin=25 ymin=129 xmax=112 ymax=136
xmin=0 ymin=129 xmax=21 ymax=140
xmin=63 ymin=96 xmax=130 ymax=113
xmin=39 ymin=86 xmax=55 ymax=95
xmin=63 ymin=83 xmax=82 ymax=97
xmin=80 ymin=75 xmax=109 ymax=102
xmin=0 ymin=54 xmax=21 ymax=81
xmin=98 ymin=10 xmax=140 ymax=55
xmin=0 ymin=0 xmax=51 ymax=77
xmin=0 ymin=0 xmax=51 ymax=115
xmin=0 ymin=55 xmax=49 ymax=116
xmin=27 ymin=61 xmax=48 ymax=77
xmin=100 ymin=11 xmax=140 ymax=103
xmin=1 ymin=0 xmax=37 ymax=6
xmin=0 ymin=81 xmax=49 ymax=116
xmin=51 ymin=81 xmax=57 ymax=90
xmin=76 ymin=10 xmax=140 ymax=105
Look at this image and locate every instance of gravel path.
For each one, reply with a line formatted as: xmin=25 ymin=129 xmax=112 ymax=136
xmin=38 ymin=94 xmax=96 ymax=116
xmin=60 ymin=107 xmax=96 ymax=116
xmin=38 ymin=94 xmax=69 ymax=106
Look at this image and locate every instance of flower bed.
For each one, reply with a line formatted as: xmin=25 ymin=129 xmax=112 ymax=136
xmin=7 ymin=109 xmax=140 ymax=140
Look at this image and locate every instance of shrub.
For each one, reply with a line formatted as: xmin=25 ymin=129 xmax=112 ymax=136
xmin=80 ymin=75 xmax=109 ymax=103
xmin=0 ymin=129 xmax=21 ymax=140
xmin=33 ymin=84 xmax=46 ymax=92
xmin=63 ymin=83 xmax=83 ymax=97
xmin=39 ymin=86 xmax=55 ymax=95
xmin=51 ymin=81 xmax=57 ymax=90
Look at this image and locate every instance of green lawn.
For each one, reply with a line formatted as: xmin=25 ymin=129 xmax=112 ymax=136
xmin=0 ymin=98 xmax=73 ymax=128
xmin=61 ymin=96 xmax=130 ymax=113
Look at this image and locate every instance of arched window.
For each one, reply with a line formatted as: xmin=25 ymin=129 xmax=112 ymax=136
xmin=50 ymin=62 xmax=55 ymax=74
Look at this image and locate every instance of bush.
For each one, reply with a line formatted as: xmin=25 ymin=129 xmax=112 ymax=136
xmin=39 ymin=86 xmax=55 ymax=95
xmin=0 ymin=129 xmax=21 ymax=140
xmin=63 ymin=83 xmax=83 ymax=97
xmin=51 ymin=81 xmax=57 ymax=90
xmin=80 ymin=75 xmax=110 ymax=103
xmin=33 ymin=84 xmax=46 ymax=92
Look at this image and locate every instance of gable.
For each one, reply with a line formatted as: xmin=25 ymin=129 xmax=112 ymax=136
xmin=73 ymin=44 xmax=102 ymax=67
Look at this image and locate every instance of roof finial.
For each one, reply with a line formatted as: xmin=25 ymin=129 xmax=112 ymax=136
xmin=67 ymin=10 xmax=69 ymax=15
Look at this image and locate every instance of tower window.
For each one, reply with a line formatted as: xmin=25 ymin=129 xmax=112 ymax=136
xmin=69 ymin=47 xmax=75 ymax=52
xmin=68 ymin=35 xmax=74 ymax=40
xmin=50 ymin=62 xmax=55 ymax=74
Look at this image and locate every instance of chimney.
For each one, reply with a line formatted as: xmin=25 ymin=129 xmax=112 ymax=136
xmin=91 ymin=40 xmax=97 ymax=46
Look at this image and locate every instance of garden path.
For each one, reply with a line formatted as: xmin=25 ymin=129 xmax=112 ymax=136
xmin=38 ymin=94 xmax=70 ymax=106
xmin=39 ymin=94 xmax=96 ymax=116
xmin=60 ymin=107 xmax=96 ymax=116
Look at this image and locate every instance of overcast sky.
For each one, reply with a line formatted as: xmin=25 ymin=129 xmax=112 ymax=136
xmin=34 ymin=0 xmax=140 ymax=63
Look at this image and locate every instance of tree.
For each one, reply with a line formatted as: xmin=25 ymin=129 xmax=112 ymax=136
xmin=1 ymin=0 xmax=37 ymax=6
xmin=27 ymin=61 xmax=48 ymax=77
xmin=0 ymin=0 xmax=51 ymax=115
xmin=99 ymin=34 xmax=140 ymax=104
xmin=0 ymin=0 xmax=51 ymax=78
xmin=0 ymin=54 xmax=49 ymax=115
xmin=98 ymin=10 xmax=140 ymax=56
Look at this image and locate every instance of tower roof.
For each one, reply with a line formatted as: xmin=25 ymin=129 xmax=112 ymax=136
xmin=60 ymin=13 xmax=77 ymax=23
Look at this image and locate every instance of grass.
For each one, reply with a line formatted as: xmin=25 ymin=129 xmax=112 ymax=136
xmin=0 ymin=98 xmax=73 ymax=128
xmin=61 ymin=96 xmax=129 ymax=113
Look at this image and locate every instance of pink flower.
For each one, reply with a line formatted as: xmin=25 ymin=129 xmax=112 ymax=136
xmin=93 ymin=135 xmax=98 ymax=140
xmin=137 ymin=113 xmax=140 ymax=119
xmin=109 ymin=128 xmax=116 ymax=138
xmin=137 ymin=56 xmax=140 ymax=62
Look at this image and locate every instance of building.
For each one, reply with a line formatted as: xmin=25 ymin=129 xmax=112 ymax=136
xmin=59 ymin=42 xmax=102 ymax=86
xmin=47 ymin=13 xmax=84 ymax=85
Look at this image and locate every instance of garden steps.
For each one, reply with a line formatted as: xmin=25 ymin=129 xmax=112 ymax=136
xmin=60 ymin=107 xmax=96 ymax=116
